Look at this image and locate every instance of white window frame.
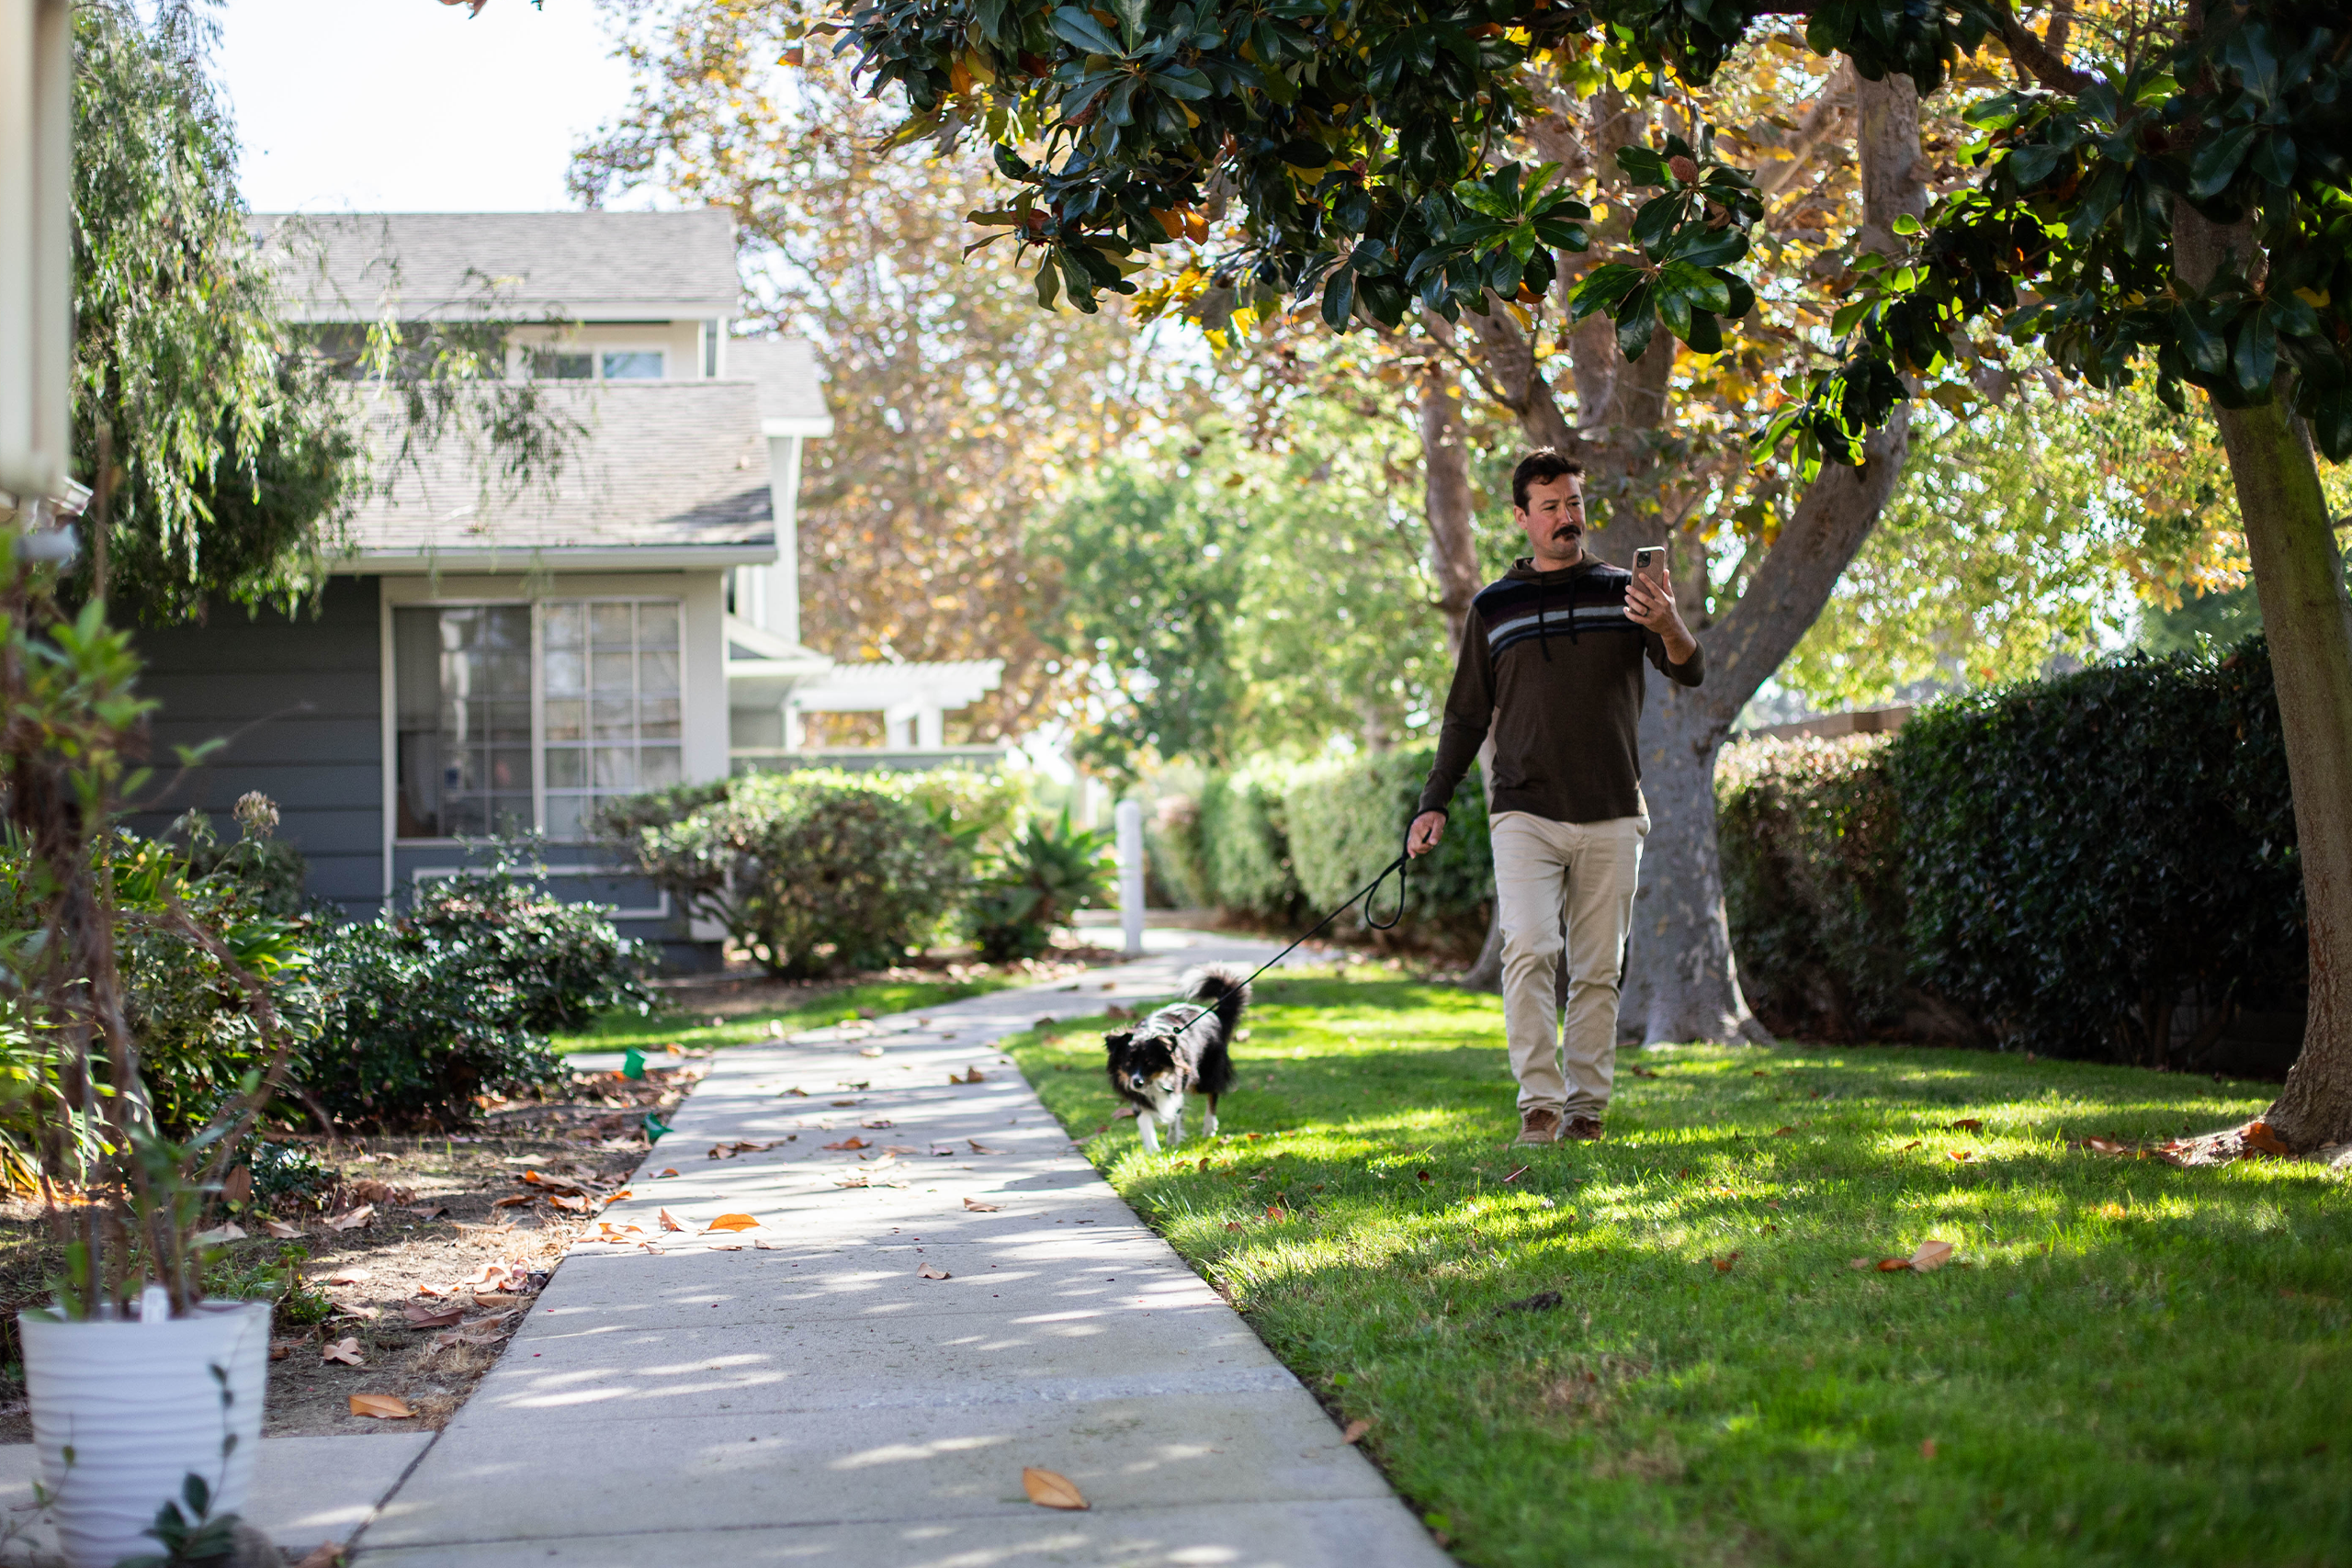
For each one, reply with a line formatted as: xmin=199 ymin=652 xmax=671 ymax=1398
xmin=384 ymin=593 xmax=684 ymax=849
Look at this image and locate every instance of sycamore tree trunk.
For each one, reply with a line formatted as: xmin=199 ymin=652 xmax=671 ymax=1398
xmin=1416 ymin=367 xmax=1511 ymax=986
xmin=1610 ymin=71 xmax=1926 ymax=1044
xmin=2175 ymin=205 xmax=2352 ymax=1149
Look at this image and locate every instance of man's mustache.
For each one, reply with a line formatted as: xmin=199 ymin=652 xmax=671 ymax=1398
xmin=1550 ymin=523 xmax=1584 ymax=540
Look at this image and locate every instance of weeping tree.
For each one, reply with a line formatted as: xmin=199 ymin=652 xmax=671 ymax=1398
xmin=828 ymin=0 xmax=2352 ymax=1147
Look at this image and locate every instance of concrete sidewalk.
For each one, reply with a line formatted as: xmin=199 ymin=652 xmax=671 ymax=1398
xmin=355 ymin=933 xmax=1453 ymax=1566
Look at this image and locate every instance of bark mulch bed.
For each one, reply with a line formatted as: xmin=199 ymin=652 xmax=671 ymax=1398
xmin=0 ymin=1060 xmax=705 ymax=1443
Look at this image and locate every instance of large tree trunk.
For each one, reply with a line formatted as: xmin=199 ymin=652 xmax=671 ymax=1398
xmin=1417 ymin=368 xmax=1510 ymax=987
xmin=2175 ymin=208 xmax=2352 ymax=1151
xmin=1619 ymin=68 xmax=1926 ymax=1044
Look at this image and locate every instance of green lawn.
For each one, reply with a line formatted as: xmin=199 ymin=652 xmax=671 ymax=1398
xmin=550 ymin=976 xmax=1015 ymax=1055
xmin=1005 ymin=971 xmax=2351 ymax=1568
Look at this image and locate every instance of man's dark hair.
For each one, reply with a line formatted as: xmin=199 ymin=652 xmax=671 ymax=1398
xmin=1511 ymin=449 xmax=1585 ymax=510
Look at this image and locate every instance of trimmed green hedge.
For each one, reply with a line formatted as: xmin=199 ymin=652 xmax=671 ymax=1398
xmin=1719 ymin=638 xmax=2304 ymax=1065
xmin=1166 ymin=745 xmax=1494 ymax=952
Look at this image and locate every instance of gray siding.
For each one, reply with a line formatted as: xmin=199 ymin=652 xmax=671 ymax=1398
xmin=127 ymin=577 xmax=384 ymax=913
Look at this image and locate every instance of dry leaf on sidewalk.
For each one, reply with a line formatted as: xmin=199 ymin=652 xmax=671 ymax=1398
xmin=967 ymin=1139 xmax=1002 ymax=1154
xmin=824 ymin=1137 xmax=870 ymax=1151
xmin=659 ymin=1210 xmax=685 ymax=1233
xmin=348 ymin=1394 xmax=413 ymax=1420
xmin=322 ymin=1337 xmax=363 ymax=1366
xmin=656 ymin=1168 xmax=680 ymax=1178
xmin=703 ymin=1213 xmax=761 ymax=1233
xmin=918 ymin=1264 xmax=952 ymax=1280
xmin=1022 ymin=1467 xmax=1088 ymax=1509
xmin=859 ymin=1045 xmax=885 ymax=1057
xmin=963 ymin=1198 xmax=1001 ymax=1212
xmin=951 ymin=1067 xmax=986 ymax=1084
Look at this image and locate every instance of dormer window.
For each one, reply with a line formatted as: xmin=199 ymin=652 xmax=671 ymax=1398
xmin=526 ymin=348 xmax=667 ymax=381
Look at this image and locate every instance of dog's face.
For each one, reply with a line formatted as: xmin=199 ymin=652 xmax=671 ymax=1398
xmin=1104 ymin=1030 xmax=1183 ymax=1097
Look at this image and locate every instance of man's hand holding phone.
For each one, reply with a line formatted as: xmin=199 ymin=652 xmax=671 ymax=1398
xmin=1625 ymin=547 xmax=1698 ymax=665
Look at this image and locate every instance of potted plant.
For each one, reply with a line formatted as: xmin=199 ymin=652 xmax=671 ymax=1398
xmin=0 ymin=530 xmax=308 ymax=1567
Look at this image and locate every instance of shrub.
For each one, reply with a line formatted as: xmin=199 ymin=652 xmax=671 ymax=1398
xmin=972 ymin=811 xmax=1114 ymax=960
xmin=620 ymin=772 xmax=967 ymax=977
xmin=1716 ymin=736 xmax=1911 ymax=1039
xmin=311 ymin=852 xmax=653 ymax=1127
xmin=1282 ymin=747 xmax=1493 ymax=951
xmin=1196 ymin=759 xmax=1303 ymax=919
xmin=169 ymin=791 xmax=311 ymax=917
xmin=1888 ymin=637 xmax=2301 ymax=1064
xmin=1716 ymin=638 xmax=2302 ymax=1065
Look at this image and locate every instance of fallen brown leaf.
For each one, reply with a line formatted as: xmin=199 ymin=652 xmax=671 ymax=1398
xmin=1501 ymin=1165 xmax=1530 ymax=1183
xmin=861 ymin=1119 xmax=895 ymax=1130
xmin=967 ymin=1139 xmax=1002 ymax=1154
xmin=191 ymin=1223 xmax=246 ymax=1246
xmin=2078 ymin=1136 xmax=2132 ymax=1155
xmin=326 ymin=1268 xmax=371 ymax=1285
xmin=1712 ymin=1253 xmax=1741 ymax=1272
xmin=1898 ymin=1141 xmax=1922 ymax=1153
xmin=1907 ymin=1238 xmax=1956 ymax=1272
xmin=348 ymin=1178 xmax=415 ymax=1207
xmin=492 ymin=1195 xmax=535 ymax=1210
xmin=657 ymin=1168 xmax=680 ymax=1178
xmin=963 ymin=1197 xmax=1001 ymax=1212
xmin=952 ymin=1067 xmax=987 ymax=1084
xmin=1948 ymin=1150 xmax=1973 ymax=1162
xmin=1626 ymin=1066 xmax=1658 ymax=1078
xmin=348 ymin=1394 xmax=413 ymax=1420
xmin=260 ymin=1219 xmax=301 ymax=1239
xmin=402 ymin=1303 xmax=465 ymax=1328
xmin=323 ymin=1205 xmax=374 ymax=1233
xmin=405 ymin=1204 xmax=450 ymax=1219
xmin=1875 ymin=1258 xmax=1910 ymax=1272
xmin=1225 ymin=1221 xmax=1244 ymax=1232
xmin=824 ymin=1137 xmax=871 ymax=1151
xmin=918 ymin=1264 xmax=951 ymax=1280
xmin=784 ymin=1087 xmax=809 ymax=1097
xmin=1947 ymin=1118 xmax=1984 ymax=1133
xmin=1263 ymin=1205 xmax=1287 ymax=1221
xmin=703 ymin=1213 xmax=761 ymax=1233
xmin=1849 ymin=1258 xmax=1871 ymax=1270
xmin=1920 ymin=1438 xmax=1939 ymax=1460
xmin=322 ymin=1337 xmax=363 ymax=1366
xmin=659 ymin=1209 xmax=685 ymax=1233
xmin=1342 ymin=1418 xmax=1373 ymax=1444
xmin=1771 ymin=1126 xmax=1796 ymax=1137
xmin=548 ymin=1195 xmax=591 ymax=1213
xmin=2243 ymin=1121 xmax=2293 ymax=1156
xmin=1022 ymin=1467 xmax=1088 ymax=1510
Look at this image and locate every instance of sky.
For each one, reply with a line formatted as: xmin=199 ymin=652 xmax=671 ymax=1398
xmin=215 ymin=0 xmax=642 ymax=214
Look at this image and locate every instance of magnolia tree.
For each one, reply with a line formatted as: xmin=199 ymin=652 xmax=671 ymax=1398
xmin=819 ymin=0 xmax=2352 ymax=1147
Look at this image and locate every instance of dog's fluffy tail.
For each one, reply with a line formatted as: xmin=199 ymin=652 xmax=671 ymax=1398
xmin=1181 ymin=963 xmax=1252 ymax=1032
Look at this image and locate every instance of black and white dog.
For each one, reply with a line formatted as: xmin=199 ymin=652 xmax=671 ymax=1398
xmin=1103 ymin=964 xmax=1248 ymax=1153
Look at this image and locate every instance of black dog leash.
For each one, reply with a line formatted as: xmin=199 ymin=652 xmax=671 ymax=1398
xmin=1160 ymin=833 xmax=1412 ymax=1044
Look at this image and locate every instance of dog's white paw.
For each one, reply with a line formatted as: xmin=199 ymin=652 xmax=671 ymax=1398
xmin=1137 ymin=1119 xmax=1161 ymax=1155
xmin=1202 ymin=1111 xmax=1219 ymax=1139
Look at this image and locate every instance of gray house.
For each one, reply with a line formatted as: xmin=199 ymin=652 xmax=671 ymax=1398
xmin=130 ymin=211 xmax=838 ymax=962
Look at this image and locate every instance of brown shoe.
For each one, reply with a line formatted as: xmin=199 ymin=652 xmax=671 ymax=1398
xmin=1562 ymin=1115 xmax=1605 ymax=1142
xmin=1514 ymin=1108 xmax=1563 ymax=1145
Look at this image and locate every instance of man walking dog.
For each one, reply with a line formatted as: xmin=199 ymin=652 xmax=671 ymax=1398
xmin=1408 ymin=450 xmax=1702 ymax=1145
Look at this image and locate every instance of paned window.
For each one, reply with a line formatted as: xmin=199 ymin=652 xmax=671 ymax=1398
xmin=541 ymin=601 xmax=682 ymax=840
xmin=392 ymin=599 xmax=683 ymax=841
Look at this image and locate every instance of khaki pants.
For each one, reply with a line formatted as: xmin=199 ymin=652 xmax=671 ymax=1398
xmin=1491 ymin=809 xmax=1647 ymax=1119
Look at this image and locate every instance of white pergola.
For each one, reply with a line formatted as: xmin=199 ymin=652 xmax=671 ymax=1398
xmin=784 ymin=658 xmax=1004 ymax=750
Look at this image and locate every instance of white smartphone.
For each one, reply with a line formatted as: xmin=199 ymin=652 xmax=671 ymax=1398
xmin=1633 ymin=547 xmax=1665 ymax=594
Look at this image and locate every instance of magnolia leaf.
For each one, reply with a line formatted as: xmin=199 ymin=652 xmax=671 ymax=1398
xmin=348 ymin=1394 xmax=414 ymax=1420
xmin=918 ymin=1264 xmax=952 ymax=1280
xmin=964 ymin=1197 xmax=1003 ymax=1212
xmin=402 ymin=1303 xmax=465 ymax=1328
xmin=1023 ymin=1467 xmax=1089 ymax=1509
xmin=659 ymin=1209 xmax=685 ymax=1233
xmin=703 ymin=1213 xmax=762 ymax=1233
xmin=323 ymin=1205 xmax=374 ymax=1233
xmin=261 ymin=1219 xmax=301 ymax=1239
xmin=322 ymin=1337 xmax=364 ymax=1365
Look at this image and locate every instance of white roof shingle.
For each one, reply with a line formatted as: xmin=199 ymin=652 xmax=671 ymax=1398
xmin=254 ymin=211 xmax=741 ymax=322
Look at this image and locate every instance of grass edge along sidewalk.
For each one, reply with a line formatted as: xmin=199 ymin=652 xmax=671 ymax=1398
xmin=1001 ymin=969 xmax=2352 ymax=1568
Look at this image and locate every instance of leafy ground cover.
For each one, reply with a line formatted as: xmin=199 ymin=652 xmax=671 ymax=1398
xmin=1004 ymin=970 xmax=2351 ymax=1568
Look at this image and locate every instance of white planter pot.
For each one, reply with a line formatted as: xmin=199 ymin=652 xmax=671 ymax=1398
xmin=18 ymin=1299 xmax=271 ymax=1568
